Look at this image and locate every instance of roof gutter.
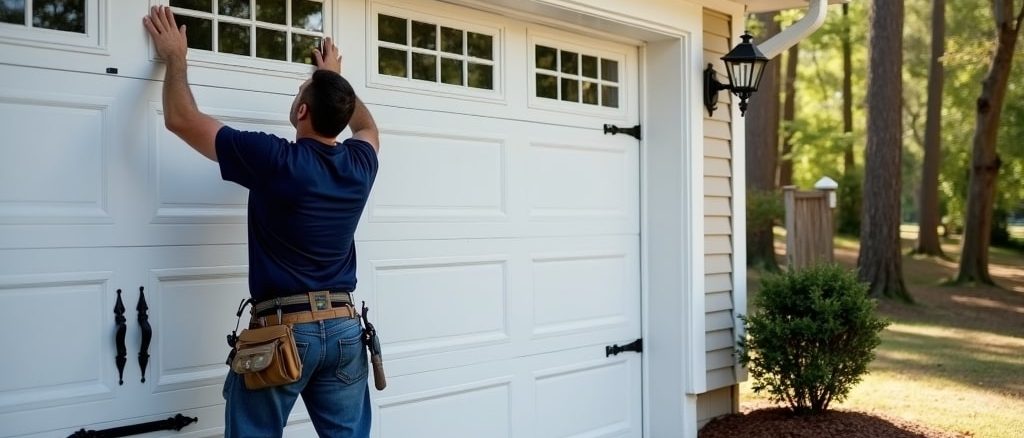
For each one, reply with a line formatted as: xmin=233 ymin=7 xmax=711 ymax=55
xmin=754 ymin=0 xmax=829 ymax=59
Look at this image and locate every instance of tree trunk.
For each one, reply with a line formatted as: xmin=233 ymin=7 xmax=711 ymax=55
xmin=780 ymin=43 xmax=798 ymax=188
xmin=860 ymin=0 xmax=911 ymax=301
xmin=746 ymin=12 xmax=783 ymax=271
xmin=914 ymin=0 xmax=946 ymax=257
xmin=956 ymin=0 xmax=1024 ymax=285
xmin=842 ymin=3 xmax=855 ymax=172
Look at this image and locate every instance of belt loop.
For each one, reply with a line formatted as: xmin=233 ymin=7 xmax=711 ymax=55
xmin=275 ymin=298 xmax=282 ymax=323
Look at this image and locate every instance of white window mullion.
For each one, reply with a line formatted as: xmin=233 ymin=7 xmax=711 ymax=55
xmin=249 ymin=0 xmax=256 ymax=57
xmin=25 ymin=0 xmax=32 ymax=27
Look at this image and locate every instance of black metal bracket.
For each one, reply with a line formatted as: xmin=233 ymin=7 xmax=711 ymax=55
xmin=606 ymin=339 xmax=642 ymax=357
xmin=603 ymin=124 xmax=641 ymax=140
xmin=704 ymin=63 xmax=730 ymax=117
xmin=69 ymin=414 xmax=197 ymax=438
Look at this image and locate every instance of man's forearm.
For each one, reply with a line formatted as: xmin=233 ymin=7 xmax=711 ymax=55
xmin=349 ymin=97 xmax=376 ymax=134
xmin=163 ymin=56 xmax=201 ymax=130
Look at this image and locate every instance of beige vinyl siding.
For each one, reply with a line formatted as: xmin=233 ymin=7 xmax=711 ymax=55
xmin=697 ymin=386 xmax=738 ymax=429
xmin=702 ymin=9 xmax=737 ymax=395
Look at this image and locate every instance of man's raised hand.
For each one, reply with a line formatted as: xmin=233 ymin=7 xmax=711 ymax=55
xmin=313 ymin=37 xmax=342 ymax=74
xmin=143 ymin=5 xmax=188 ymax=62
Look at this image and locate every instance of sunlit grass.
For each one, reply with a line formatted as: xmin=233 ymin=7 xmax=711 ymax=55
xmin=743 ymin=232 xmax=1024 ymax=437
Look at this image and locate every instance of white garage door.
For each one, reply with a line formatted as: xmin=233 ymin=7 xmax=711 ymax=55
xmin=0 ymin=1 xmax=642 ymax=437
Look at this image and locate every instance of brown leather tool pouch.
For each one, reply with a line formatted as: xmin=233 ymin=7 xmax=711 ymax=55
xmin=230 ymin=324 xmax=302 ymax=390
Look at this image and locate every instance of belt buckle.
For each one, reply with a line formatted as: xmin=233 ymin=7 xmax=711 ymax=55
xmin=308 ymin=290 xmax=332 ymax=319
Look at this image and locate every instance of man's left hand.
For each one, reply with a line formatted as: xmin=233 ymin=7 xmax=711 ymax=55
xmin=143 ymin=5 xmax=188 ymax=63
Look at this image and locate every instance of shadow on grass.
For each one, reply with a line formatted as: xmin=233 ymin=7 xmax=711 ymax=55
xmin=699 ymin=408 xmax=956 ymax=438
xmin=871 ymin=326 xmax=1024 ymax=398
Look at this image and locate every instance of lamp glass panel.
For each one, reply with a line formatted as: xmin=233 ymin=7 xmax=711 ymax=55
xmin=749 ymin=60 xmax=767 ymax=90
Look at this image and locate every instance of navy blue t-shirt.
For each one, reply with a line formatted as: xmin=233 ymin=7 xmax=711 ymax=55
xmin=215 ymin=126 xmax=378 ymax=303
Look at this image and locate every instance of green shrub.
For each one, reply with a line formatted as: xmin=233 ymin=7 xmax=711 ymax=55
xmin=737 ymin=264 xmax=888 ymax=415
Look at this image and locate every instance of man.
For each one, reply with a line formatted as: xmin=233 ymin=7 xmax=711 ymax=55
xmin=143 ymin=6 xmax=379 ymax=437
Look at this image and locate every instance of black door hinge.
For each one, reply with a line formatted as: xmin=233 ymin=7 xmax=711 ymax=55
xmin=606 ymin=338 xmax=642 ymax=357
xmin=603 ymin=124 xmax=641 ymax=140
xmin=69 ymin=414 xmax=198 ymax=438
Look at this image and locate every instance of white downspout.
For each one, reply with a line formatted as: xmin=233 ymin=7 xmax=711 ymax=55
xmin=755 ymin=0 xmax=829 ymax=59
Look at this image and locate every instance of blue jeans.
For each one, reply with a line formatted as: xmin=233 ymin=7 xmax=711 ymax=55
xmin=223 ymin=317 xmax=371 ymax=437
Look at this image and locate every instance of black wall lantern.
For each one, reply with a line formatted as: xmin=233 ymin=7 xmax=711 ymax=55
xmin=704 ymin=32 xmax=769 ymax=117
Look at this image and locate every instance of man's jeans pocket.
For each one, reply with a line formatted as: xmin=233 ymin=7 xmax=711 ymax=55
xmin=336 ymin=333 xmax=368 ymax=384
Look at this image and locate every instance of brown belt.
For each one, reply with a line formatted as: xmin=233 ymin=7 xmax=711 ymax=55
xmin=255 ymin=305 xmax=358 ymax=326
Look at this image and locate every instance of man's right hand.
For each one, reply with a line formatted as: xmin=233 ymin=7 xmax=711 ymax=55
xmin=313 ymin=37 xmax=342 ymax=74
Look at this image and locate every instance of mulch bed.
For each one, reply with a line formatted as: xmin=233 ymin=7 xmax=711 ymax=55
xmin=699 ymin=404 xmax=971 ymax=438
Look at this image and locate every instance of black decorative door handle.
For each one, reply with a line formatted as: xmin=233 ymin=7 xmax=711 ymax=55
xmin=137 ymin=286 xmax=152 ymax=384
xmin=114 ymin=289 xmax=126 ymax=386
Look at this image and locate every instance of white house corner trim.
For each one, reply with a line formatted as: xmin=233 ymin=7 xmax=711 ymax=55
xmin=686 ymin=23 xmax=708 ymax=397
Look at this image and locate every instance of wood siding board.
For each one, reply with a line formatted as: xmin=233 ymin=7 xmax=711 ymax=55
xmin=704 ymin=197 xmax=732 ymax=215
xmin=706 ymin=310 xmax=734 ymax=331
xmin=705 ymin=138 xmax=732 ymax=158
xmin=704 ymin=235 xmax=732 ymax=255
xmin=704 ymin=177 xmax=732 ymax=197
xmin=705 ymin=272 xmax=733 ymax=292
xmin=703 ymin=13 xmax=731 ymax=38
xmin=705 ymin=348 xmax=735 ymax=370
xmin=704 ymin=256 xmax=732 ymax=275
xmin=704 ymin=216 xmax=732 ymax=235
xmin=703 ymin=157 xmax=732 ymax=176
xmin=704 ymin=120 xmax=732 ymax=141
xmin=706 ymin=367 xmax=737 ymax=391
xmin=705 ymin=329 xmax=735 ymax=351
xmin=705 ymin=291 xmax=733 ymax=312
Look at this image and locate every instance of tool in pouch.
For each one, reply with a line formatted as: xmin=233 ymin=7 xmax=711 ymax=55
xmin=225 ymin=298 xmax=302 ymax=390
xmin=361 ymin=301 xmax=387 ymax=391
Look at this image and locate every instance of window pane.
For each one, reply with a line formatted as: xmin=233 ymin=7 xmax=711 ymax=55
xmin=560 ymin=50 xmax=578 ymax=75
xmin=291 ymin=0 xmax=322 ymax=32
xmin=378 ymin=47 xmax=406 ymax=77
xmin=292 ymin=34 xmax=321 ymax=65
xmin=582 ymin=81 xmax=598 ymax=105
xmin=0 ymin=0 xmax=24 ymax=25
xmin=174 ymin=14 xmax=212 ymax=51
xmin=170 ymin=0 xmax=211 ymax=13
xmin=378 ymin=14 xmax=406 ymax=45
xmin=561 ymin=78 xmax=578 ymax=102
xmin=535 ymin=45 xmax=556 ymax=71
xmin=411 ymin=21 xmax=435 ymax=50
xmin=256 ymin=0 xmax=285 ymax=24
xmin=467 ymin=32 xmax=491 ymax=60
xmin=440 ymin=27 xmax=462 ymax=54
xmin=32 ymin=0 xmax=84 ymax=33
xmin=218 ymin=0 xmax=250 ymax=18
xmin=468 ymin=63 xmax=492 ymax=89
xmin=440 ymin=57 xmax=462 ymax=85
xmin=601 ymin=59 xmax=618 ymax=82
xmin=601 ymin=85 xmax=619 ymax=108
xmin=412 ymin=53 xmax=436 ymax=82
xmin=218 ymin=22 xmax=250 ymax=56
xmin=536 ymin=74 xmax=557 ymax=99
xmin=582 ymin=55 xmax=598 ymax=79
xmin=256 ymin=28 xmax=286 ymax=61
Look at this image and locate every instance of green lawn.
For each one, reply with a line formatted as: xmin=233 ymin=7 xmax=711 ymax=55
xmin=742 ymin=232 xmax=1024 ymax=437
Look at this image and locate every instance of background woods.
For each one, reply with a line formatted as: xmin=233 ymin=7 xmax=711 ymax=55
xmin=751 ymin=0 xmax=1024 ymax=293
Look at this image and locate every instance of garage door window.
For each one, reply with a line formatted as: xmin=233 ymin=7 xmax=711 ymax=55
xmin=374 ymin=11 xmax=498 ymax=93
xmin=170 ymin=0 xmax=325 ymax=65
xmin=1 ymin=0 xmax=85 ymax=33
xmin=535 ymin=44 xmax=619 ymax=108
